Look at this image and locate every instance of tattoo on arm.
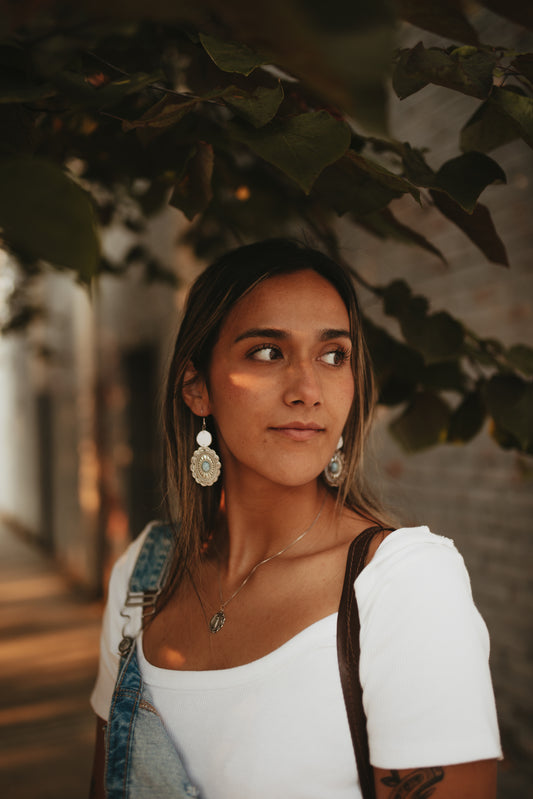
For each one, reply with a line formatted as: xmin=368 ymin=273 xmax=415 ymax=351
xmin=380 ymin=767 xmax=445 ymax=799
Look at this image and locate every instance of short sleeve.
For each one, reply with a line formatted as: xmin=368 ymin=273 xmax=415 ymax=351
xmin=355 ymin=526 xmax=502 ymax=769
xmin=90 ymin=528 xmax=149 ymax=720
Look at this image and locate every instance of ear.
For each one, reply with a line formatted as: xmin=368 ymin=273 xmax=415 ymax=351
xmin=182 ymin=362 xmax=211 ymax=417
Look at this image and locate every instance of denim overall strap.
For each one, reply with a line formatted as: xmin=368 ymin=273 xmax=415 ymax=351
xmin=105 ymin=522 xmax=200 ymax=798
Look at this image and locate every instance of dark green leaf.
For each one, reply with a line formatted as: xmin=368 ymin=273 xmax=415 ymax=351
xmin=169 ymin=142 xmax=214 ymax=220
xmin=435 ymin=152 xmax=506 ymax=212
xmin=30 ymin=32 xmax=91 ymax=79
xmin=0 ymin=74 xmax=54 ymax=103
xmin=491 ymin=86 xmax=533 ymax=150
xmin=199 ymin=33 xmax=268 ymax=76
xmin=421 ymin=361 xmax=467 ymax=392
xmin=51 ymin=69 xmax=163 ymax=109
xmin=401 ymin=144 xmax=437 ymax=188
xmin=400 ymin=309 xmax=465 ymax=364
xmin=430 ymin=191 xmax=509 ymax=266
xmin=228 ymin=111 xmax=351 ymax=194
xmin=392 ymin=42 xmax=496 ymax=101
xmin=392 ymin=48 xmax=428 ymax=100
xmin=460 ymin=98 xmax=521 ymax=153
xmin=355 ymin=207 xmax=446 ymax=262
xmin=395 ymin=0 xmax=479 ymax=45
xmin=447 ymin=391 xmax=486 ymax=443
xmin=363 ymin=317 xmax=423 ymax=405
xmin=512 ymin=53 xmax=533 ymax=86
xmin=505 ymin=344 xmax=533 ymax=376
xmin=122 ymin=95 xmax=197 ymax=133
xmin=223 ymin=82 xmax=284 ymax=128
xmin=313 ymin=149 xmax=418 ymax=215
xmin=390 ymin=391 xmax=451 ymax=451
xmin=485 ymin=374 xmax=533 ymax=452
xmin=0 ymin=158 xmax=99 ymax=283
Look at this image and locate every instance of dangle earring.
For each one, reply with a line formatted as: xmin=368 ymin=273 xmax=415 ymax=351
xmin=324 ymin=435 xmax=345 ymax=487
xmin=190 ymin=417 xmax=221 ymax=487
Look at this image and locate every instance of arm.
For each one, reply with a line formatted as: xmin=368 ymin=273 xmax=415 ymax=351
xmin=89 ymin=716 xmax=107 ymax=799
xmin=374 ymin=759 xmax=498 ymax=799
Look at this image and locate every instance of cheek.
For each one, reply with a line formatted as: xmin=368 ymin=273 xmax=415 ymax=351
xmin=208 ymin=367 xmax=271 ymax=430
xmin=339 ymin=373 xmax=356 ymax=413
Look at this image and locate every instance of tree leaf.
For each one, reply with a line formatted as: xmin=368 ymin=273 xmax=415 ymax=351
xmin=400 ymin=309 xmax=465 ymax=364
xmin=434 ymin=151 xmax=506 ymax=213
xmin=421 ymin=361 xmax=467 ymax=392
xmin=199 ymin=32 xmax=268 ymax=76
xmin=122 ymin=95 xmax=197 ymax=133
xmin=430 ymin=191 xmax=509 ymax=266
xmin=505 ymin=344 xmax=533 ymax=376
xmin=394 ymin=0 xmax=480 ymax=45
xmin=51 ymin=68 xmax=163 ymax=109
xmin=390 ymin=391 xmax=451 ymax=451
xmin=363 ymin=317 xmax=423 ymax=406
xmin=485 ymin=374 xmax=533 ymax=452
xmin=0 ymin=74 xmax=55 ymax=103
xmin=228 ymin=110 xmax=351 ymax=193
xmin=0 ymin=157 xmax=99 ymax=283
xmin=222 ymin=82 xmax=284 ymax=127
xmin=512 ymin=53 xmax=533 ymax=86
xmin=401 ymin=143 xmax=438 ymax=188
xmin=460 ymin=97 xmax=521 ymax=153
xmin=313 ymin=149 xmax=419 ymax=215
xmin=490 ymin=85 xmax=533 ymax=150
xmin=355 ymin=207 xmax=446 ymax=262
xmin=392 ymin=42 xmax=496 ymax=101
xmin=169 ymin=141 xmax=214 ymax=220
xmin=392 ymin=47 xmax=429 ymax=100
xmin=447 ymin=391 xmax=486 ymax=443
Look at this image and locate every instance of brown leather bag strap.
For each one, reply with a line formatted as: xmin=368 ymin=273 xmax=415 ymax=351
xmin=337 ymin=526 xmax=392 ymax=799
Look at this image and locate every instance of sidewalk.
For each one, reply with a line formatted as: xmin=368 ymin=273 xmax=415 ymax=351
xmin=0 ymin=523 xmax=102 ymax=799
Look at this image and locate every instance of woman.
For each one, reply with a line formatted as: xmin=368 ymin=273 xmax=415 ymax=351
xmin=90 ymin=239 xmax=501 ymax=798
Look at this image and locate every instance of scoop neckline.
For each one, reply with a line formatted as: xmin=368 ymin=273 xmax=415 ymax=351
xmin=138 ymin=611 xmax=338 ymax=688
xmin=137 ymin=526 xmax=432 ymax=687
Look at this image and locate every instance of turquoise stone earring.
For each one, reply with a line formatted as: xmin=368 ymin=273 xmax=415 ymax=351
xmin=190 ymin=418 xmax=221 ymax=487
xmin=324 ymin=436 xmax=345 ymax=487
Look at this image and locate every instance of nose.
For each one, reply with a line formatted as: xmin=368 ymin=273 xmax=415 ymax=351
xmin=283 ymin=361 xmax=322 ymax=406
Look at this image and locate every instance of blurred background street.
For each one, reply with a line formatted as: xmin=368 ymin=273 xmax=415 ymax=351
xmin=0 ymin=521 xmax=100 ymax=799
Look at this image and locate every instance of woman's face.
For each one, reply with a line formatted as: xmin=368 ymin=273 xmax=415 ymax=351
xmin=198 ymin=270 xmax=355 ymax=489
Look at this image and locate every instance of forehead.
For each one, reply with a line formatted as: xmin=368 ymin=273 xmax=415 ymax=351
xmin=220 ymin=270 xmax=350 ymax=337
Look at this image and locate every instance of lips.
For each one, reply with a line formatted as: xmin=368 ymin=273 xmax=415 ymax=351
xmin=270 ymin=422 xmax=324 ymax=441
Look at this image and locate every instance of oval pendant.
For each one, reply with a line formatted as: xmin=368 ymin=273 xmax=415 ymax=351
xmin=209 ymin=610 xmax=226 ymax=634
xmin=118 ymin=636 xmax=134 ymax=656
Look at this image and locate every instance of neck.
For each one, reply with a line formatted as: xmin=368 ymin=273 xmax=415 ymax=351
xmin=215 ymin=475 xmax=328 ymax=582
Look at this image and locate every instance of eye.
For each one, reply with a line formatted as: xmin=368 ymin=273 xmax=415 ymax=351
xmin=320 ymin=347 xmax=350 ymax=367
xmin=249 ymin=344 xmax=283 ymax=362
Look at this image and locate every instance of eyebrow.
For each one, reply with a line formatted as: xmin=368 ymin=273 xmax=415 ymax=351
xmin=234 ymin=327 xmax=351 ymax=343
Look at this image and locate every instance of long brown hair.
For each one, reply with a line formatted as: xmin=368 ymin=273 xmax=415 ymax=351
xmin=160 ymin=238 xmax=385 ymax=606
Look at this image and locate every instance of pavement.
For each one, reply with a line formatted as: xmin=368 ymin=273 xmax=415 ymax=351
xmin=0 ymin=523 xmax=103 ymax=799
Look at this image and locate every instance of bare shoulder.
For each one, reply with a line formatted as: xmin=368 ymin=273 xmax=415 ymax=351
xmin=336 ymin=506 xmax=395 ymax=567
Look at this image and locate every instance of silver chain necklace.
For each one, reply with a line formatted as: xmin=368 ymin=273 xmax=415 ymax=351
xmin=208 ymin=496 xmax=326 ymax=633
